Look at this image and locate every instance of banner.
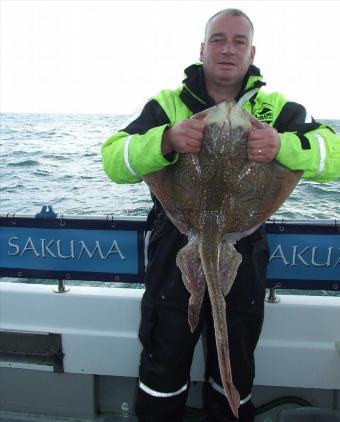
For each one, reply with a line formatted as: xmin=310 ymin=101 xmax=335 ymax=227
xmin=266 ymin=222 xmax=339 ymax=290
xmin=0 ymin=214 xmax=339 ymax=290
xmin=0 ymin=215 xmax=145 ymax=283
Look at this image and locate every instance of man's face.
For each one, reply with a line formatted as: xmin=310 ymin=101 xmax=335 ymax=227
xmin=200 ymin=13 xmax=255 ymax=87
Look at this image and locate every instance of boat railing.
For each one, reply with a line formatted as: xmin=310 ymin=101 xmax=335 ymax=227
xmin=0 ymin=205 xmax=339 ymax=294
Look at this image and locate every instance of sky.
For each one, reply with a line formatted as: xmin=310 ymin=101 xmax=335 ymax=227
xmin=1 ymin=0 xmax=340 ymax=119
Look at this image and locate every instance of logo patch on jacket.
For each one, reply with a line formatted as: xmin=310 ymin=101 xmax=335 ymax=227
xmin=254 ymin=104 xmax=274 ymax=122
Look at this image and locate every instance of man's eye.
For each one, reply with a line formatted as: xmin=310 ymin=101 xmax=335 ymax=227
xmin=211 ymin=37 xmax=223 ymax=43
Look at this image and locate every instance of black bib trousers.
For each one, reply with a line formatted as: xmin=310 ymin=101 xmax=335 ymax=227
xmin=135 ymin=213 xmax=268 ymax=422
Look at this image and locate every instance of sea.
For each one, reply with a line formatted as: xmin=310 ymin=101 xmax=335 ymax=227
xmin=0 ymin=113 xmax=339 ymax=293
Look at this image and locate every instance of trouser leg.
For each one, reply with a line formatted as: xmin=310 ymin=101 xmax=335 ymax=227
xmin=203 ymin=305 xmax=264 ymax=422
xmin=135 ymin=290 xmax=204 ymax=422
xmin=203 ymin=309 xmax=263 ymax=421
xmin=135 ymin=386 xmax=189 ymax=422
xmin=203 ymin=382 xmax=256 ymax=422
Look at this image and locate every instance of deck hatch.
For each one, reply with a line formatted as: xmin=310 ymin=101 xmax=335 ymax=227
xmin=0 ymin=330 xmax=64 ymax=373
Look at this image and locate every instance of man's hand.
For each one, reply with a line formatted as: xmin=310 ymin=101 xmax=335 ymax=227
xmin=161 ymin=118 xmax=204 ymax=155
xmin=247 ymin=122 xmax=281 ymax=162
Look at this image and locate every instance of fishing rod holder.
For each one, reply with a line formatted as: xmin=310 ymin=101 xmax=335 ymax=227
xmin=54 ymin=279 xmax=70 ymax=294
xmin=265 ymin=287 xmax=280 ymax=303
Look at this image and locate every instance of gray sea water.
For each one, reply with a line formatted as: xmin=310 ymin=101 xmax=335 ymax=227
xmin=0 ymin=113 xmax=339 ymax=293
xmin=1 ymin=113 xmax=339 ymax=219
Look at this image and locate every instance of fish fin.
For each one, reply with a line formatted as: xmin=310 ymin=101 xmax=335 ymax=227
xmin=176 ymin=239 xmax=206 ymax=333
xmin=219 ymin=242 xmax=242 ymax=297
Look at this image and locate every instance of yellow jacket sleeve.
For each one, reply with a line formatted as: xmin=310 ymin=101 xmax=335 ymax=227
xmin=277 ymin=126 xmax=340 ymax=182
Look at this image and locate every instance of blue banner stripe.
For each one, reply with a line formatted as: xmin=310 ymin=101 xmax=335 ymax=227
xmin=0 ymin=227 xmax=141 ymax=276
xmin=0 ymin=218 xmax=339 ymax=289
xmin=267 ymin=233 xmax=339 ymax=281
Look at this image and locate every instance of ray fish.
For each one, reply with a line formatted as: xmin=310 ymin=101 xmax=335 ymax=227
xmin=143 ymin=101 xmax=302 ymax=418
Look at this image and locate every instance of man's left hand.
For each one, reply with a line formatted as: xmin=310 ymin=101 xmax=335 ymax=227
xmin=247 ymin=124 xmax=281 ymax=162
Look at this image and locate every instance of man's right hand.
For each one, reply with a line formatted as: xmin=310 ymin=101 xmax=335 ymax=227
xmin=161 ymin=119 xmax=204 ymax=155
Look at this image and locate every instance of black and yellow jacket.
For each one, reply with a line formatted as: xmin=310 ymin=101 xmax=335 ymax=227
xmin=102 ymin=63 xmax=340 ymax=184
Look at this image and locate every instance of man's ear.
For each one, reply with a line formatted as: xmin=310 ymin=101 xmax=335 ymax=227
xmin=199 ymin=42 xmax=205 ymax=62
xmin=250 ymin=45 xmax=256 ymax=63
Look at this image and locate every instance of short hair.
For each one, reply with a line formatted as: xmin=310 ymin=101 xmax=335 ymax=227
xmin=204 ymin=8 xmax=254 ymax=40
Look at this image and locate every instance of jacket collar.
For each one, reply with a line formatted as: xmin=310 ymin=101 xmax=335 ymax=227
xmin=180 ymin=63 xmax=266 ymax=114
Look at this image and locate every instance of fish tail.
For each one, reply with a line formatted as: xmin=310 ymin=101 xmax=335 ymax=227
xmin=218 ymin=340 xmax=240 ymax=418
xmin=199 ymin=233 xmax=240 ymax=417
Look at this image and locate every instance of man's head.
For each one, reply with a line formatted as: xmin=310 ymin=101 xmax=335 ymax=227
xmin=204 ymin=9 xmax=254 ymax=42
xmin=200 ymin=9 xmax=255 ymax=94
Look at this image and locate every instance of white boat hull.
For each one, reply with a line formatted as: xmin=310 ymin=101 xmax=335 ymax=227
xmin=0 ymin=281 xmax=339 ymax=420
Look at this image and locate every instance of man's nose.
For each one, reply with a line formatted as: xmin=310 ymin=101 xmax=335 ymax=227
xmin=221 ymin=42 xmax=235 ymax=54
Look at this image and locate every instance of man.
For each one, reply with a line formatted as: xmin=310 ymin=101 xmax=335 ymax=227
xmin=102 ymin=9 xmax=340 ymax=422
